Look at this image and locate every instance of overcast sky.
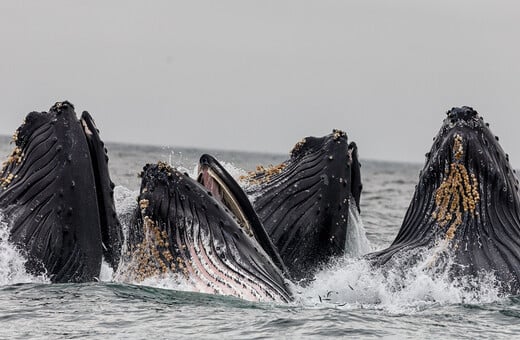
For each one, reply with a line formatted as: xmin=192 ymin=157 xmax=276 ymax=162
xmin=0 ymin=1 xmax=518 ymax=165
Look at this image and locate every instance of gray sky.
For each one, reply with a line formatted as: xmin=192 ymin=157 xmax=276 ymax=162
xmin=0 ymin=1 xmax=519 ymax=164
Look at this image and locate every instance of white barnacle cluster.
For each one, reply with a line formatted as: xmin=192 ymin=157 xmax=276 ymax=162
xmin=157 ymin=161 xmax=174 ymax=176
xmin=332 ymin=129 xmax=347 ymax=141
xmin=239 ymin=163 xmax=286 ymax=186
xmin=0 ymin=173 xmax=16 ymax=188
xmin=0 ymin=144 xmax=23 ymax=188
xmin=431 ymin=134 xmax=480 ymax=241
xmin=139 ymin=199 xmax=149 ymax=210
xmin=290 ymin=137 xmax=307 ymax=157
xmin=126 ymin=214 xmax=184 ymax=282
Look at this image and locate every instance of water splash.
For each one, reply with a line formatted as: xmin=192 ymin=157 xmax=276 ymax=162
xmin=114 ymin=186 xmax=139 ymax=225
xmin=219 ymin=161 xmax=248 ymax=181
xmin=131 ymin=271 xmax=196 ymax=293
xmin=300 ymin=244 xmax=503 ymax=313
xmin=99 ymin=260 xmax=114 ymax=282
xmin=0 ymin=214 xmax=48 ymax=285
xmin=174 ymin=160 xmax=247 ymax=181
xmin=345 ymin=196 xmax=372 ymax=257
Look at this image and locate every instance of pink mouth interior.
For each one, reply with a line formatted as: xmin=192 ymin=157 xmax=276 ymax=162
xmin=200 ymin=168 xmax=223 ymax=201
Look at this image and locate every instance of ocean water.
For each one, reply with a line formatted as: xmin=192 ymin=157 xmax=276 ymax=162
xmin=1 ymin=135 xmax=520 ymax=339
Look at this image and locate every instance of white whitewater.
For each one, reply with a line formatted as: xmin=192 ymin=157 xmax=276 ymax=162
xmin=0 ymin=214 xmax=47 ymax=285
xmin=301 ymin=243 xmax=503 ymax=312
xmin=345 ymin=195 xmax=372 ymax=257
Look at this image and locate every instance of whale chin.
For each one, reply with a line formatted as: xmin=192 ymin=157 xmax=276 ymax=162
xmin=0 ymin=101 xmax=122 ymax=283
xmin=369 ymin=107 xmax=520 ymax=294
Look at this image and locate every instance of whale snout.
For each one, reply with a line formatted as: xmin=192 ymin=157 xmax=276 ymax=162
xmin=446 ymin=106 xmax=479 ymax=123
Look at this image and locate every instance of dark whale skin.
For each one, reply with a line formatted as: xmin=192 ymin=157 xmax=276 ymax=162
xmin=0 ymin=101 xmax=121 ymax=282
xmin=242 ymin=130 xmax=362 ymax=282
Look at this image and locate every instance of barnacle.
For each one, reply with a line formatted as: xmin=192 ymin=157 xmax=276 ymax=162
xmin=126 ymin=215 xmax=182 ymax=282
xmin=432 ymin=134 xmax=480 ymax=241
xmin=239 ymin=163 xmax=286 ymax=186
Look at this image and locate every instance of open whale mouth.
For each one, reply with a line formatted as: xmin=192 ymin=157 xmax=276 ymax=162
xmin=0 ymin=101 xmax=121 ymax=282
xmin=196 ymin=154 xmax=288 ymax=276
xmin=197 ymin=157 xmax=254 ymax=237
xmin=123 ymin=162 xmax=292 ymax=302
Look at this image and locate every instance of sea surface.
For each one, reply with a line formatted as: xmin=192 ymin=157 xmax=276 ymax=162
xmin=1 ymin=135 xmax=520 ymax=339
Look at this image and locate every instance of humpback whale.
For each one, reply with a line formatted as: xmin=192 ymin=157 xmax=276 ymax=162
xmin=370 ymin=107 xmax=520 ymax=294
xmin=0 ymin=101 xmax=122 ymax=282
xmin=241 ymin=130 xmax=363 ymax=281
xmin=122 ymin=162 xmax=292 ymax=302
